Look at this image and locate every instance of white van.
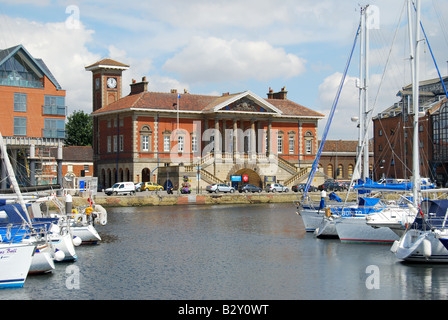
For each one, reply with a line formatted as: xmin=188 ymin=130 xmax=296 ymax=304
xmin=105 ymin=182 xmax=136 ymax=196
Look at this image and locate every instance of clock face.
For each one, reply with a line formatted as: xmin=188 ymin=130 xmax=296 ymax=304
xmin=107 ymin=77 xmax=117 ymax=89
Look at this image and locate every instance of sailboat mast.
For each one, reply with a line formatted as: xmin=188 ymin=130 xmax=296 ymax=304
xmin=363 ymin=5 xmax=370 ymax=181
xmin=358 ymin=6 xmax=366 ymax=180
xmin=0 ymin=133 xmax=32 ymax=226
xmin=412 ymin=0 xmax=421 ymax=206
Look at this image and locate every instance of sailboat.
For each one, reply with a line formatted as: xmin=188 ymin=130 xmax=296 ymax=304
xmin=0 ymin=133 xmax=37 ymax=287
xmin=297 ymin=10 xmax=362 ymax=234
xmin=298 ymin=5 xmax=398 ymax=242
xmin=389 ymin=0 xmax=448 ymax=262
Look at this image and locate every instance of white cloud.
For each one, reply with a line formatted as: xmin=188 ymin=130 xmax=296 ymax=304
xmin=317 ymin=72 xmax=360 ymax=140
xmin=0 ymin=15 xmax=100 ymax=115
xmin=163 ymin=36 xmax=306 ymax=84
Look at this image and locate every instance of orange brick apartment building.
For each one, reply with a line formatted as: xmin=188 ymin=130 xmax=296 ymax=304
xmin=86 ymin=59 xmax=325 ymax=189
xmin=0 ymin=45 xmax=66 ymax=188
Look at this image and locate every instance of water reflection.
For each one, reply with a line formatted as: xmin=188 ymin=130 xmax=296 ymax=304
xmin=1 ymin=202 xmax=448 ymax=299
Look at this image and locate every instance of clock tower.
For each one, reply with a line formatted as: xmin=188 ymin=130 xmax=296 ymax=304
xmin=85 ymin=59 xmax=129 ymax=177
xmin=85 ymin=59 xmax=130 ymax=111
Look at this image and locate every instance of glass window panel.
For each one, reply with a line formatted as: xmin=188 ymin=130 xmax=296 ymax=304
xmin=14 ymin=117 xmax=27 ymax=135
xmin=14 ymin=93 xmax=27 ymax=112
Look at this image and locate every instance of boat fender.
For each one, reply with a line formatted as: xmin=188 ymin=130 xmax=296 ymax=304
xmin=94 ymin=204 xmax=108 ymax=226
xmin=85 ymin=207 xmax=93 ymax=216
xmin=390 ymin=240 xmax=399 ymax=253
xmin=72 ymin=236 xmax=82 ymax=247
xmin=423 ymin=238 xmax=431 ymax=260
xmin=54 ymin=249 xmax=65 ymax=262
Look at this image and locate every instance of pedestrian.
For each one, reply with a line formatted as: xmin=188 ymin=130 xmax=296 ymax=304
xmin=319 ymin=189 xmax=326 ymax=211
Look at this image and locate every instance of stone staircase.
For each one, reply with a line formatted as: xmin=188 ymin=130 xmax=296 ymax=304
xmin=184 ymin=153 xmax=309 ymax=187
xmin=283 ymin=167 xmax=310 ymax=186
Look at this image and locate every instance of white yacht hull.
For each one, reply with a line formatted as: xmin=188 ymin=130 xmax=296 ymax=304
xmin=335 ymin=216 xmax=399 ymax=244
xmin=298 ymin=208 xmax=326 ymax=232
xmin=392 ymin=229 xmax=448 ymax=262
xmin=71 ymin=225 xmax=101 ymax=244
xmin=314 ymin=217 xmax=339 ymax=238
xmin=0 ymin=242 xmax=35 ymax=288
xmin=49 ymin=223 xmax=77 ymax=261
xmin=28 ymin=243 xmax=55 ymax=274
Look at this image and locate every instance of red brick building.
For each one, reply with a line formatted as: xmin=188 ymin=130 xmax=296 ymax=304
xmin=319 ymin=140 xmax=373 ymax=181
xmin=373 ymin=76 xmax=448 ymax=184
xmin=86 ymin=59 xmax=325 ymax=189
xmin=0 ymin=44 xmax=66 ymax=187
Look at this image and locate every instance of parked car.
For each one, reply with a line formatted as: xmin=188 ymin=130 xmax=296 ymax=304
xmin=135 ymin=182 xmax=143 ymax=192
xmin=317 ymin=181 xmax=343 ymax=191
xmin=206 ymin=183 xmax=235 ymax=193
xmin=142 ymin=182 xmax=164 ymax=191
xmin=238 ymin=184 xmax=262 ymax=193
xmin=265 ymin=183 xmax=289 ymax=193
xmin=105 ymin=182 xmax=136 ymax=196
xmin=292 ymin=183 xmax=317 ymax=192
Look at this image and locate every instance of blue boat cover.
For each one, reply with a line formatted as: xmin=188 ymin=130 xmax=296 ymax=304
xmin=0 ymin=203 xmax=31 ymax=224
xmin=329 ymin=192 xmax=342 ymax=202
xmin=358 ymin=197 xmax=381 ymax=206
xmin=353 ymin=178 xmax=435 ymax=191
xmin=413 ymin=199 xmax=448 ymax=229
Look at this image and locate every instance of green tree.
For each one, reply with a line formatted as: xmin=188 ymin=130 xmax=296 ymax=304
xmin=65 ymin=110 xmax=93 ymax=146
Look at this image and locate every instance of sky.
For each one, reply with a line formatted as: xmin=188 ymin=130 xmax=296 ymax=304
xmin=0 ymin=0 xmax=447 ymax=140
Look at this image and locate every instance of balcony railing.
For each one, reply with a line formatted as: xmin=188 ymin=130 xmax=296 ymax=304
xmin=42 ymin=105 xmax=67 ymax=116
xmin=42 ymin=128 xmax=66 ymax=139
xmin=0 ymin=78 xmax=44 ymax=89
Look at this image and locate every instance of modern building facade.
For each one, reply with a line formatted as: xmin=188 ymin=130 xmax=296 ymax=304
xmin=373 ymin=76 xmax=448 ymax=185
xmin=86 ymin=59 xmax=325 ymax=190
xmin=0 ymin=44 xmax=66 ymax=188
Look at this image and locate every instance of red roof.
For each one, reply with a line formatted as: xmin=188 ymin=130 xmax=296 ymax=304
xmin=92 ymin=91 xmax=324 ymax=119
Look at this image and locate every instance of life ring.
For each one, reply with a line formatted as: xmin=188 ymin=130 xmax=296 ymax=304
xmin=71 ymin=209 xmax=78 ymax=218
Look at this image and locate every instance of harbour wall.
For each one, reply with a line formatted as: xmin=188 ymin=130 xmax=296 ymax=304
xmin=71 ymin=192 xmax=358 ymax=208
xmin=76 ymin=193 xmax=303 ymax=207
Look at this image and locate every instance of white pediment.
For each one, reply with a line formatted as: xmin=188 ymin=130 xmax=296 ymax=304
xmin=210 ymin=91 xmax=283 ymax=115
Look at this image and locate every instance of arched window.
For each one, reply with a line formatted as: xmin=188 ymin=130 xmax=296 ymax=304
xmin=337 ymin=164 xmax=343 ymax=179
xmin=348 ymin=164 xmax=354 ymax=177
xmin=327 ymin=164 xmax=333 ymax=179
xmin=140 ymin=125 xmax=152 ymax=152
xmin=304 ymin=131 xmax=314 ymax=154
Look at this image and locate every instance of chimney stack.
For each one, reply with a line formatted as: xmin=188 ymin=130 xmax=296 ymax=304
xmin=267 ymin=86 xmax=287 ymax=100
xmin=130 ymin=76 xmax=148 ymax=95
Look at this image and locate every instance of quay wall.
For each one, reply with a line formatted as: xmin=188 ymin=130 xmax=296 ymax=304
xmin=70 ymin=192 xmax=358 ymax=208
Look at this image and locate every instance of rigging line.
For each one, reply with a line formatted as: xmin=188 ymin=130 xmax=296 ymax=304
xmin=432 ymin=0 xmax=448 ymax=50
xmin=345 ymin=3 xmax=406 ymax=201
xmin=302 ymin=22 xmax=361 ymax=201
xmin=377 ymin=120 xmax=408 ymax=176
xmin=412 ymin=1 xmax=448 ymax=99
xmin=370 ymin=0 xmax=407 ymax=113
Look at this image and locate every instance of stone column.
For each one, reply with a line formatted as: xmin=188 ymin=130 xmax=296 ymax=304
xmin=29 ymin=144 xmax=36 ymax=186
xmin=233 ymin=119 xmax=239 ymax=161
xmin=267 ymin=119 xmax=272 ymax=157
xmin=222 ymin=120 xmax=227 ymax=156
xmin=214 ymin=118 xmax=221 ymax=161
xmin=57 ymin=142 xmax=63 ymax=196
xmin=250 ymin=120 xmax=256 ymax=161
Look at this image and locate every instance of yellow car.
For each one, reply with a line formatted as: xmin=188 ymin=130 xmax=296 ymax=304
xmin=141 ymin=182 xmax=164 ymax=191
